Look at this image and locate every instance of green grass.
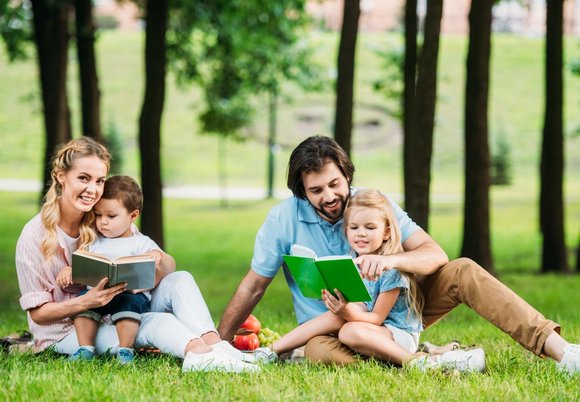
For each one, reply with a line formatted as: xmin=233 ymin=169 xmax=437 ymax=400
xmin=0 ymin=30 xmax=579 ymax=196
xmin=1 ymin=191 xmax=579 ymax=401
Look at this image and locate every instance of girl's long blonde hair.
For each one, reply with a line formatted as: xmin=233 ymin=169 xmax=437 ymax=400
xmin=344 ymin=189 xmax=424 ymax=321
xmin=40 ymin=137 xmax=111 ymax=260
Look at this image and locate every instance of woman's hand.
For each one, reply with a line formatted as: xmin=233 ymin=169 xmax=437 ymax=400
xmin=82 ymin=277 xmax=127 ymax=309
xmin=56 ymin=266 xmax=73 ymax=288
xmin=354 ymin=254 xmax=393 ymax=280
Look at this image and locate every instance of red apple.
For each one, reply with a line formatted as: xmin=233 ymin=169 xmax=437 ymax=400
xmin=239 ymin=314 xmax=261 ymax=334
xmin=233 ymin=333 xmax=260 ymax=351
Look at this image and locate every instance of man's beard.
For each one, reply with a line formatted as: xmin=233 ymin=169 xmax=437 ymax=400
xmin=312 ymin=191 xmax=350 ymax=223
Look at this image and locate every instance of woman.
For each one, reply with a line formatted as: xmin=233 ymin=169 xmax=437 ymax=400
xmin=15 ymin=137 xmax=258 ymax=372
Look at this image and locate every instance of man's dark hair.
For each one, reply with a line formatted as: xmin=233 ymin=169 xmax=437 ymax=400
xmin=286 ymin=136 xmax=355 ymax=199
xmin=102 ymin=175 xmax=143 ymax=213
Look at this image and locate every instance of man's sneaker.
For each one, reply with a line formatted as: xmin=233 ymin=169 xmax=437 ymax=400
xmin=182 ymin=349 xmax=260 ymax=373
xmin=69 ymin=346 xmax=95 ymax=362
xmin=556 ymin=344 xmax=580 ymax=375
xmin=436 ymin=347 xmax=485 ymax=373
xmin=117 ymin=348 xmax=135 ymax=364
xmin=253 ymin=347 xmax=278 ymax=364
xmin=212 ymin=340 xmax=256 ymax=363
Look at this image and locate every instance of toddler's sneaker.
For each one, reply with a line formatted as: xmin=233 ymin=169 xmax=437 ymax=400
xmin=212 ymin=340 xmax=256 ymax=363
xmin=182 ymin=349 xmax=260 ymax=373
xmin=117 ymin=348 xmax=135 ymax=364
xmin=436 ymin=347 xmax=486 ymax=373
xmin=254 ymin=347 xmax=279 ymax=364
xmin=69 ymin=346 xmax=95 ymax=362
xmin=556 ymin=344 xmax=580 ymax=375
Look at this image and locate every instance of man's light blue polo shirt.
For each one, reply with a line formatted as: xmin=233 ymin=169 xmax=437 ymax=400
xmin=251 ymin=188 xmax=420 ymax=324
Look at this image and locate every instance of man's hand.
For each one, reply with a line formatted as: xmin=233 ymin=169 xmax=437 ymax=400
xmin=56 ymin=266 xmax=73 ymax=288
xmin=354 ymin=254 xmax=393 ymax=280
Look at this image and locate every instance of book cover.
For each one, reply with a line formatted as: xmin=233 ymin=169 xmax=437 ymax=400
xmin=72 ymin=250 xmax=155 ymax=290
xmin=283 ymin=246 xmax=372 ymax=302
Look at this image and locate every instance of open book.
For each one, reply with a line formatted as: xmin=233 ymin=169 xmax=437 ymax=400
xmin=283 ymin=244 xmax=371 ymax=302
xmin=72 ymin=249 xmax=156 ymax=290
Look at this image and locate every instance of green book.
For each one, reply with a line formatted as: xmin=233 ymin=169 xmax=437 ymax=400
xmin=72 ymin=250 xmax=156 ymax=290
xmin=283 ymin=250 xmax=371 ymax=302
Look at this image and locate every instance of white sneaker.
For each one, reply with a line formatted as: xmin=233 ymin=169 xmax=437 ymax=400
xmin=254 ymin=347 xmax=278 ymax=364
xmin=557 ymin=344 xmax=580 ymax=375
xmin=212 ymin=340 xmax=256 ymax=364
xmin=437 ymin=348 xmax=486 ymax=373
xmin=408 ymin=355 xmax=440 ymax=371
xmin=182 ymin=350 xmax=260 ymax=373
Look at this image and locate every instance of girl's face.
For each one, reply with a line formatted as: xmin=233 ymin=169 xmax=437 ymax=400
xmin=57 ymin=155 xmax=108 ymax=215
xmin=346 ymin=207 xmax=390 ymax=256
xmin=94 ymin=198 xmax=138 ymax=239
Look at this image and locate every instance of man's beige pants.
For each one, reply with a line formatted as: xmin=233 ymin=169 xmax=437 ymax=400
xmin=304 ymin=258 xmax=560 ymax=364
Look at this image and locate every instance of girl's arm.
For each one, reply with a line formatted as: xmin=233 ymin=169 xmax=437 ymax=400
xmin=271 ymin=311 xmax=345 ymax=355
xmin=323 ymin=289 xmax=399 ymax=326
xmin=28 ymin=277 xmax=127 ymax=325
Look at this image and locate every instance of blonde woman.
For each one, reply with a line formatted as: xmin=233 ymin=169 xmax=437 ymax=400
xmin=15 ymin=137 xmax=257 ymax=372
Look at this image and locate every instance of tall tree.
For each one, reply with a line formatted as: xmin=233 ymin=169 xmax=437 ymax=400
xmin=75 ymin=0 xmax=103 ymax=141
xmin=461 ymin=0 xmax=494 ymax=273
xmin=404 ymin=0 xmax=443 ymax=231
xmin=403 ymin=0 xmax=417 ymax=213
xmin=540 ymin=0 xmax=569 ymax=272
xmin=138 ymin=0 xmax=168 ymax=247
xmin=333 ymin=0 xmax=360 ymax=157
xmin=31 ymin=0 xmax=72 ymax=198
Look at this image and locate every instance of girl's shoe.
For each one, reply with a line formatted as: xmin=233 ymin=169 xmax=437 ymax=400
xmin=253 ymin=347 xmax=278 ymax=364
xmin=69 ymin=346 xmax=95 ymax=361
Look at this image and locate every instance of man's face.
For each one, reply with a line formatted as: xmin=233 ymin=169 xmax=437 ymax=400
xmin=302 ymin=162 xmax=350 ymax=223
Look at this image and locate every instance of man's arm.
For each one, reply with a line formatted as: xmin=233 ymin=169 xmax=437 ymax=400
xmin=355 ymin=229 xmax=448 ymax=279
xmin=217 ymin=270 xmax=273 ymax=341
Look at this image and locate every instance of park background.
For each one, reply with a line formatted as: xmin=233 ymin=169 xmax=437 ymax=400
xmin=0 ymin=1 xmax=579 ymax=401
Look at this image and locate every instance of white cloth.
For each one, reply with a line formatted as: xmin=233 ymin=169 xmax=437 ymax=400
xmin=385 ymin=323 xmax=419 ymax=353
xmin=55 ymin=271 xmax=218 ymax=358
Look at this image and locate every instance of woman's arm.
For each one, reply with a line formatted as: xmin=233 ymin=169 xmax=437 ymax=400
xmin=323 ymin=289 xmax=399 ymax=326
xmin=28 ymin=278 xmax=126 ymax=325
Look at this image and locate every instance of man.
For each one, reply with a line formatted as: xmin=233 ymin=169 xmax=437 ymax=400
xmin=217 ymin=136 xmax=579 ymax=374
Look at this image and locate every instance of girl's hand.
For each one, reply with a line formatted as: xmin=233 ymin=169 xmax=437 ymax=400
xmin=354 ymin=254 xmax=393 ymax=280
xmin=56 ymin=266 xmax=73 ymax=288
xmin=322 ymin=289 xmax=350 ymax=319
xmin=83 ymin=278 xmax=127 ymax=309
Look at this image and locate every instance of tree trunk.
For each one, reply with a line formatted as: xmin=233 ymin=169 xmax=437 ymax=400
xmin=138 ymin=0 xmax=168 ymax=247
xmin=403 ymin=0 xmax=417 ymax=214
xmin=31 ymin=0 xmax=72 ymax=199
xmin=333 ymin=0 xmax=360 ymax=157
xmin=540 ymin=0 xmax=568 ymax=273
xmin=404 ymin=0 xmax=442 ymax=231
xmin=461 ymin=0 xmax=494 ymax=273
xmin=267 ymin=87 xmax=277 ymax=199
xmin=75 ymin=0 xmax=103 ymax=142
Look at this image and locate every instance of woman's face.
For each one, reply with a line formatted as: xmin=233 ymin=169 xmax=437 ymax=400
xmin=57 ymin=155 xmax=108 ymax=214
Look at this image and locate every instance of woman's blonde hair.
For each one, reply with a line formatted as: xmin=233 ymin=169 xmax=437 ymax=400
xmin=40 ymin=137 xmax=111 ymax=259
xmin=344 ymin=189 xmax=424 ymax=321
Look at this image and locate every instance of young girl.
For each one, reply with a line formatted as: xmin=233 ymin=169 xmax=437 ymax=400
xmin=255 ymin=189 xmax=483 ymax=370
xmin=56 ymin=175 xmax=162 ymax=364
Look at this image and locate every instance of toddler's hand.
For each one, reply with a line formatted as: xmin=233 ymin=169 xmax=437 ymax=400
xmin=56 ymin=266 xmax=73 ymax=288
xmin=144 ymin=249 xmax=163 ymax=267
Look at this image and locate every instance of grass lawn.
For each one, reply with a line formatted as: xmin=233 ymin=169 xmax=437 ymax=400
xmin=1 ymin=191 xmax=579 ymax=401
